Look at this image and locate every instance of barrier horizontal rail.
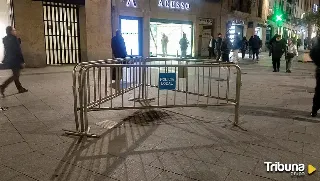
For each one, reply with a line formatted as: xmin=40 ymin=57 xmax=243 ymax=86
xmin=64 ymin=57 xmax=242 ymax=138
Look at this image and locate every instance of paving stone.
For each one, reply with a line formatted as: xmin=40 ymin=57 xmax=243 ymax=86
xmin=225 ymin=170 xmax=275 ymax=181
xmin=288 ymin=132 xmax=320 ymax=144
xmin=215 ymin=151 xmax=259 ymax=173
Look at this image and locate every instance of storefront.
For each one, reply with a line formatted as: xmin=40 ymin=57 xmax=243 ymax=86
xmin=228 ymin=19 xmax=245 ymax=43
xmin=149 ymin=19 xmax=193 ymax=57
xmin=112 ymin=0 xmax=224 ymax=58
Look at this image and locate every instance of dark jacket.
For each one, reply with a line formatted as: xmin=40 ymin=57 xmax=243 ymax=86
xmin=216 ymin=37 xmax=222 ymax=50
xmin=251 ymin=35 xmax=261 ymax=49
xmin=310 ymin=37 xmax=320 ymax=67
xmin=2 ymin=35 xmax=24 ymax=69
xmin=221 ymin=38 xmax=232 ymax=54
xmin=271 ymin=40 xmax=286 ymax=59
xmin=111 ymin=35 xmax=127 ymax=58
xmin=241 ymin=39 xmax=248 ymax=51
xmin=248 ymin=36 xmax=253 ymax=47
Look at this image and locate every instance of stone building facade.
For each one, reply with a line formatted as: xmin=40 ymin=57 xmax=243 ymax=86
xmin=0 ymin=0 xmax=268 ymax=67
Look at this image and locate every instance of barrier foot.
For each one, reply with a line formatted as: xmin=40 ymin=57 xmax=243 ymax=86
xmin=232 ymin=123 xmax=248 ymax=131
xmin=63 ymin=129 xmax=100 ymax=138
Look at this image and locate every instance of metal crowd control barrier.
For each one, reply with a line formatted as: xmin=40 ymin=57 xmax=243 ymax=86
xmin=63 ymin=57 xmax=242 ymax=138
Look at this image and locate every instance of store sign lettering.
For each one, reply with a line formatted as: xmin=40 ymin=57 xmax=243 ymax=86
xmin=126 ymin=0 xmax=137 ymax=8
xmin=158 ymin=0 xmax=190 ymax=10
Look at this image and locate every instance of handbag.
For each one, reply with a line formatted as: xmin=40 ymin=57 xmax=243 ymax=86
xmin=286 ymin=52 xmax=295 ymax=59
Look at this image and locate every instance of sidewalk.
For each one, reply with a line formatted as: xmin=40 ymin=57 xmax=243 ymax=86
xmin=0 ymin=56 xmax=319 ymax=181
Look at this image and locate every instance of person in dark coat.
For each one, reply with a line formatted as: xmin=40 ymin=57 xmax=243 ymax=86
xmin=0 ymin=26 xmax=27 ymax=97
xmin=271 ymin=35 xmax=286 ymax=72
xmin=309 ymin=36 xmax=320 ymax=117
xmin=111 ymin=30 xmax=127 ymax=59
xmin=251 ymin=35 xmax=261 ymax=61
xmin=220 ymin=34 xmax=232 ymax=62
xmin=248 ymin=36 xmax=253 ymax=58
xmin=111 ymin=30 xmax=127 ymax=81
xmin=240 ymin=37 xmax=248 ymax=60
xmin=269 ymin=34 xmax=279 ymax=56
xmin=216 ymin=33 xmax=222 ymax=61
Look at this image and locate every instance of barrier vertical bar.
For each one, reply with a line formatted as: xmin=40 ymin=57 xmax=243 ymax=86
xmin=234 ymin=65 xmax=242 ymax=125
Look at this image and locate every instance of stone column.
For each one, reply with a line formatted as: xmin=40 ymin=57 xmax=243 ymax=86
xmin=13 ymin=0 xmax=46 ymax=67
xmin=85 ymin=0 xmax=112 ymax=61
xmin=79 ymin=6 xmax=87 ymax=62
xmin=143 ymin=12 xmax=150 ymax=57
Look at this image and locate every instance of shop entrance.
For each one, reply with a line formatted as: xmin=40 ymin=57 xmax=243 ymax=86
xmin=229 ymin=24 xmax=244 ymax=43
xmin=119 ymin=16 xmax=143 ymax=56
xmin=150 ymin=19 xmax=193 ymax=57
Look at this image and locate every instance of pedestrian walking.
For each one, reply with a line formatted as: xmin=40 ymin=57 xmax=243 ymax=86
xmin=252 ymin=35 xmax=261 ymax=61
xmin=208 ymin=35 xmax=216 ymax=59
xmin=232 ymin=35 xmax=241 ymax=63
xmin=269 ymin=34 xmax=279 ymax=57
xmin=111 ymin=29 xmax=127 ymax=80
xmin=220 ymin=34 xmax=232 ymax=62
xmin=179 ymin=32 xmax=189 ymax=58
xmin=240 ymin=36 xmax=248 ymax=60
xmin=285 ymin=39 xmax=298 ymax=73
xmin=271 ymin=35 xmax=286 ymax=72
xmin=0 ymin=26 xmax=28 ymax=97
xmin=309 ymin=36 xmax=320 ymax=117
xmin=216 ymin=33 xmax=222 ymax=61
xmin=248 ymin=36 xmax=253 ymax=58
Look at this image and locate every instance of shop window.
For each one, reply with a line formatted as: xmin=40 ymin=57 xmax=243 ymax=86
xmin=149 ymin=19 xmax=193 ymax=57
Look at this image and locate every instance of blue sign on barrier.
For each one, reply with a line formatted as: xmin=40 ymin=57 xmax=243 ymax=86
xmin=159 ymin=73 xmax=176 ymax=90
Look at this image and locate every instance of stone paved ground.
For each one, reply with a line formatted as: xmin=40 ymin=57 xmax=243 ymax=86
xmin=0 ymin=53 xmax=320 ymax=181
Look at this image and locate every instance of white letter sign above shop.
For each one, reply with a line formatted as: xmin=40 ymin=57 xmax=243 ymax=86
xmin=158 ymin=0 xmax=190 ymax=10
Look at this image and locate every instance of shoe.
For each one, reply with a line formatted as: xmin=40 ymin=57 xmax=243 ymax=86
xmin=277 ymin=69 xmax=280 ymax=72
xmin=18 ymin=88 xmax=28 ymax=94
xmin=287 ymin=70 xmax=291 ymax=73
xmin=273 ymin=70 xmax=277 ymax=72
xmin=311 ymin=112 xmax=317 ymax=117
xmin=0 ymin=85 xmax=4 ymax=98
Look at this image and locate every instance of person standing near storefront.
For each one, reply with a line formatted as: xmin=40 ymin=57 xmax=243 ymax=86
xmin=161 ymin=33 xmax=168 ymax=57
xmin=271 ymin=35 xmax=286 ymax=72
xmin=179 ymin=33 xmax=189 ymax=58
xmin=285 ymin=39 xmax=298 ymax=73
xmin=216 ymin=33 xmax=222 ymax=61
xmin=221 ymin=34 xmax=232 ymax=62
xmin=241 ymin=37 xmax=248 ymax=60
xmin=208 ymin=35 xmax=216 ymax=59
xmin=232 ymin=35 xmax=241 ymax=63
xmin=111 ymin=29 xmax=127 ymax=80
xmin=0 ymin=26 xmax=28 ymax=97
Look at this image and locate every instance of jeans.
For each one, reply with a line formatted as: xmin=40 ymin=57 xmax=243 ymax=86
xmin=222 ymin=53 xmax=230 ymax=62
xmin=286 ymin=58 xmax=292 ymax=72
xmin=1 ymin=68 xmax=23 ymax=90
